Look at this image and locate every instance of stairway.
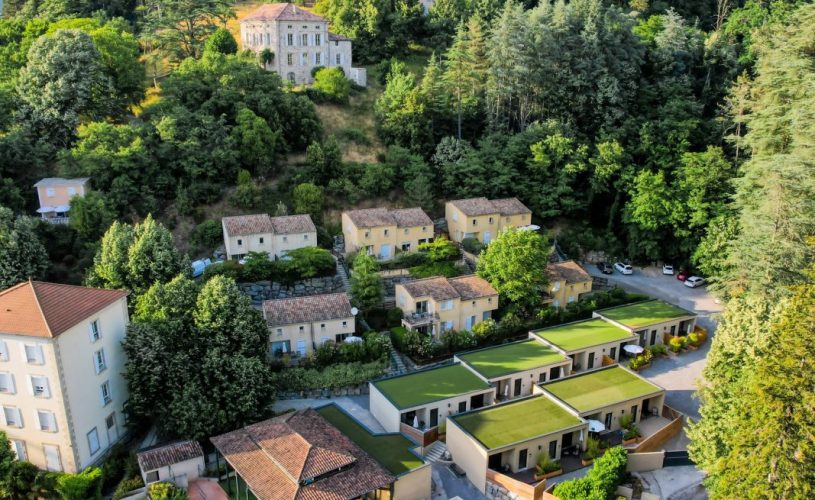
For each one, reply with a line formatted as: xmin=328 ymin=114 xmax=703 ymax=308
xmin=387 ymin=337 xmax=408 ymax=375
xmin=424 ymin=441 xmax=449 ymax=463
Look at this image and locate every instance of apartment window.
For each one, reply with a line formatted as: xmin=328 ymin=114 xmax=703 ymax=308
xmin=237 ymin=239 xmax=243 ymax=246
xmin=0 ymin=373 xmax=14 ymax=394
xmin=458 ymin=401 xmax=466 ymax=412
xmin=301 ymin=33 xmax=308 ymax=46
xmin=287 ymin=72 xmax=296 ymax=83
xmin=24 ymin=345 xmax=44 ymax=365
xmin=37 ymin=410 xmax=57 ymax=432
xmin=342 ymin=321 xmax=348 ymax=328
xmin=93 ymin=349 xmax=107 ymax=374
xmin=384 ymin=229 xmax=389 ymax=236
xmin=146 ymin=471 xmax=159 ymax=483
xmin=283 ymin=236 xmax=288 ymax=242
xmin=320 ymin=323 xmax=326 ymax=330
xmin=489 ymin=217 xmax=494 ymax=224
xmin=43 ymin=444 xmax=61 ymax=472
xmin=440 ymin=300 xmax=453 ymax=311
xmin=472 ymin=300 xmax=476 ymax=306
xmin=302 ymin=25 xmax=308 ymax=29
xmin=288 ymin=24 xmax=292 ymax=28
xmin=303 ymin=234 xmax=308 ymax=240
xmin=488 ymin=297 xmax=492 ymax=304
xmin=265 ymin=33 xmax=270 ymax=45
xmin=11 ymin=440 xmax=26 ymax=461
xmin=287 ymin=53 xmax=293 ymax=65
xmin=89 ymin=319 xmax=101 ymax=342
xmin=3 ymin=407 xmax=21 ymax=428
xmin=335 ymin=53 xmax=341 ymax=65
xmin=30 ymin=376 xmax=49 ymax=398
xmin=259 ymin=237 xmax=264 ymax=244
xmin=422 ymin=226 xmax=427 ymax=232
xmin=538 ymin=372 xmax=546 ymax=383
xmin=106 ymin=413 xmax=117 ymax=433
xmin=0 ymin=341 xmax=7 ymax=361
xmin=315 ymin=33 xmax=321 ymax=45
xmin=100 ymin=381 xmax=112 ymax=406
xmin=472 ymin=219 xmax=477 ymax=226
xmin=287 ymin=33 xmax=294 ymax=46
xmin=87 ymin=428 xmax=101 ymax=455
xmin=276 ymin=328 xmax=283 ymax=337
xmin=67 ymin=187 xmax=76 ymax=196
xmin=301 ymin=52 xmax=308 ymax=66
xmin=299 ymin=326 xmax=305 ymax=333
xmin=364 ymin=231 xmax=370 ymax=238
xmin=46 ymin=188 xmax=55 ymax=197
xmin=315 ymin=52 xmax=321 ymax=65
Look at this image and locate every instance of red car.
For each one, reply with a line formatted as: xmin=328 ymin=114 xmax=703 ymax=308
xmin=676 ymin=272 xmax=688 ymax=282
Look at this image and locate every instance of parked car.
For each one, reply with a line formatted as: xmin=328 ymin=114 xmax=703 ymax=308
xmin=685 ymin=276 xmax=706 ymax=288
xmin=676 ymin=271 xmax=688 ymax=282
xmin=662 ymin=264 xmax=674 ymax=275
xmin=596 ymin=262 xmax=614 ymax=274
xmin=614 ymin=262 xmax=633 ymax=275
xmin=191 ymin=258 xmax=212 ymax=278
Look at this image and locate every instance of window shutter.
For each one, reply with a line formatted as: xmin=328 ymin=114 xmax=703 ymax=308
xmin=26 ymin=376 xmax=33 ymax=396
xmin=9 ymin=374 xmax=15 ymax=395
xmin=99 ymin=386 xmax=105 ymax=406
xmin=1 ymin=409 xmax=7 ymax=426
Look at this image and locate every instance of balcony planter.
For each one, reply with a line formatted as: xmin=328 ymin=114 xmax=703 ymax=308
xmin=687 ymin=344 xmax=699 ymax=351
xmin=622 ymin=436 xmax=640 ymax=446
xmin=580 ymin=457 xmax=594 ymax=466
xmin=534 ymin=466 xmax=563 ymax=481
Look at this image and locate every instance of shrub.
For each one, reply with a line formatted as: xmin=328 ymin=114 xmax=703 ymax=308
xmin=553 ymin=446 xmax=627 ymax=500
xmin=203 ymin=260 xmax=242 ymax=281
xmin=471 ymin=318 xmax=497 ymax=342
xmin=190 ymin=220 xmax=222 ymax=254
xmin=688 ymin=332 xmax=702 ymax=346
xmin=56 ymin=467 xmax=103 ymax=500
xmin=582 ymin=437 xmax=601 ymax=460
xmin=271 ymin=360 xmax=388 ymax=392
xmin=650 ymin=344 xmax=667 ymax=356
xmin=241 ymin=251 xmax=277 ymax=281
xmin=623 ymin=425 xmax=641 ymax=440
xmin=204 ymin=28 xmax=238 ymax=55
xmin=282 ymin=247 xmax=336 ymax=279
xmin=147 ymin=481 xmax=187 ymax=500
xmin=310 ymin=65 xmax=326 ymax=78
xmin=314 ymin=67 xmax=351 ymax=104
xmin=101 ymin=443 xmax=137 ymax=491
xmin=537 ymin=452 xmax=560 ymax=473
xmin=336 ymin=127 xmax=371 ymax=146
xmin=439 ymin=330 xmax=477 ymax=353
xmin=618 ymin=413 xmax=633 ymax=430
xmin=366 ymin=307 xmax=404 ymax=331
xmin=669 ymin=336 xmax=683 ymax=352
xmin=419 ymin=237 xmax=459 ymax=262
xmin=460 ymin=237 xmax=483 ymax=255
xmin=112 ymin=477 xmax=144 ymax=500
xmin=380 ymin=251 xmax=427 ymax=270
xmin=409 ymin=261 xmax=463 ymax=278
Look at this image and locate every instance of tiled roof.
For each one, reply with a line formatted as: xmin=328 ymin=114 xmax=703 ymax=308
xmin=271 ymin=214 xmax=316 ymax=235
xmin=0 ymin=281 xmax=128 ymax=338
xmin=33 ymin=177 xmax=90 ymax=187
xmin=449 ymin=275 xmax=498 ymax=299
xmin=241 ymin=3 xmax=327 ymax=22
xmin=211 ymin=409 xmax=394 ymax=500
xmin=137 ymin=440 xmax=203 ymax=472
xmin=449 ymin=197 xmax=531 ymax=216
xmin=263 ymin=293 xmax=352 ymax=326
xmin=344 ymin=207 xmax=431 ymax=229
xmin=222 ymin=214 xmax=274 ymax=237
xmin=401 ymin=275 xmax=496 ymax=301
xmin=548 ymin=260 xmax=592 ymax=284
xmin=390 ymin=208 xmax=433 ymax=228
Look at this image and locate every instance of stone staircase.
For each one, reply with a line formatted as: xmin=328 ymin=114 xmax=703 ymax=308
xmin=424 ymin=441 xmax=449 ymax=463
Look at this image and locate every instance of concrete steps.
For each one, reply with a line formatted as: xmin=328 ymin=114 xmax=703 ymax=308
xmin=424 ymin=441 xmax=449 ymax=463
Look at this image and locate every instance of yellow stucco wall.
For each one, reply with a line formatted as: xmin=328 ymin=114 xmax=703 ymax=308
xmin=342 ymin=213 xmax=432 ymax=260
xmin=549 ymin=279 xmax=592 ymax=308
xmin=395 ymin=285 xmax=498 ymax=338
xmin=36 ymin=183 xmax=87 ymax=210
xmin=445 ymin=203 xmax=532 ymax=243
xmin=393 ymin=464 xmax=432 ymax=500
xmin=268 ymin=317 xmax=355 ymax=357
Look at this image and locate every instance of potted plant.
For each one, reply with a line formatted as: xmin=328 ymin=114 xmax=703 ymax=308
xmin=623 ymin=425 xmax=641 ymax=445
xmin=534 ymin=453 xmax=562 ymax=480
xmin=650 ymin=344 xmax=668 ymax=357
xmin=581 ymin=437 xmax=601 ymax=466
xmin=668 ymin=337 xmax=683 ymax=354
xmin=687 ymin=332 xmax=701 ymax=350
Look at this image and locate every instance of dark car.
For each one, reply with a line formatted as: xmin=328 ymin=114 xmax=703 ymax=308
xmin=596 ymin=262 xmax=614 ymax=274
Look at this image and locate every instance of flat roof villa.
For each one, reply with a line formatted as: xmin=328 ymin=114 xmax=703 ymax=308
xmin=539 ymin=365 xmax=666 ymax=434
xmin=531 ymin=318 xmax=638 ymax=372
xmin=455 ymin=339 xmax=571 ymax=401
xmin=369 ymin=364 xmax=494 ymax=433
xmin=446 ymin=395 xmax=586 ymax=493
xmin=593 ymin=299 xmax=697 ymax=347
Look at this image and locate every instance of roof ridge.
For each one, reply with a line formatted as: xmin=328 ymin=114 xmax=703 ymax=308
xmin=246 ymin=423 xmax=301 ymax=487
xmin=28 ymin=280 xmax=54 ymax=337
xmin=0 ymin=281 xmax=29 ymax=298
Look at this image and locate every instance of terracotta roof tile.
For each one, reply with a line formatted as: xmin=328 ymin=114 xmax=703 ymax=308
xmin=449 ymin=275 xmax=498 ymax=300
xmin=263 ymin=293 xmax=352 ymax=326
xmin=390 ymin=208 xmax=433 ymax=228
xmin=222 ymin=214 xmax=274 ymax=237
xmin=548 ymin=260 xmax=592 ymax=284
xmin=449 ymin=197 xmax=531 ymax=216
xmin=344 ymin=207 xmax=432 ymax=229
xmin=400 ymin=277 xmax=459 ymax=301
xmin=0 ymin=281 xmax=127 ymax=338
xmin=271 ymin=214 xmax=316 ymax=235
xmin=242 ymin=3 xmax=327 ymax=23
xmin=137 ymin=441 xmax=203 ymax=472
xmin=491 ymin=197 xmax=531 ymax=216
xmin=211 ymin=409 xmax=394 ymax=500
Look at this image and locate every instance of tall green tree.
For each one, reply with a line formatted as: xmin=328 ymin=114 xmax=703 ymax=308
xmin=85 ymin=220 xmax=133 ymax=290
xmin=292 ymin=183 xmax=324 ymax=225
xmin=350 ymin=252 xmax=383 ymax=312
xmin=204 ymin=27 xmax=237 ymax=55
xmin=141 ymin=0 xmax=235 ymax=60
xmin=68 ymin=191 xmax=116 ymax=240
xmin=0 ymin=207 xmax=48 ymax=290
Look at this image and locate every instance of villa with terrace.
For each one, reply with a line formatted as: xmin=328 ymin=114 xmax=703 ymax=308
xmin=369 ymin=363 xmax=494 ymax=433
xmin=593 ymin=299 xmax=697 ymax=347
xmin=531 ymin=318 xmax=639 ymax=372
xmin=455 ymin=339 xmax=571 ymax=401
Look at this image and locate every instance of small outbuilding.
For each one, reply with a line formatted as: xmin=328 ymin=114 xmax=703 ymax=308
xmin=137 ymin=440 xmax=205 ymax=489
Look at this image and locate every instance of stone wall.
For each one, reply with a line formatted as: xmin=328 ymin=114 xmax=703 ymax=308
xmin=277 ymin=383 xmax=369 ymax=400
xmin=239 ymin=275 xmax=345 ymax=305
xmin=383 ymin=275 xmax=414 ymax=296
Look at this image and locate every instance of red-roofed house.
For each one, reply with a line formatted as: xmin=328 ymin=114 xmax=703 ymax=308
xmin=0 ymin=281 xmax=130 ymax=473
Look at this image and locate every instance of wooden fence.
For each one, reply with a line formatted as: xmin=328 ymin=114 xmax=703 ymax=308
xmin=486 ymin=469 xmax=550 ymax=500
xmin=400 ymin=422 xmax=439 ymax=449
xmin=631 ymin=405 xmax=684 ymax=453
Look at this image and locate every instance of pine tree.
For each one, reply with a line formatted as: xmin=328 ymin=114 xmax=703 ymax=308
xmin=443 ymin=23 xmax=477 ymax=139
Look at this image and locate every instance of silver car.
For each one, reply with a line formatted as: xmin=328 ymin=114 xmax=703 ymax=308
xmin=685 ymin=276 xmax=706 ymax=288
xmin=614 ymin=262 xmax=633 ymax=275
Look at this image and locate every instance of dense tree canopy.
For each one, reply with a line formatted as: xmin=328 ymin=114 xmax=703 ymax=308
xmin=0 ymin=206 xmax=48 ymax=290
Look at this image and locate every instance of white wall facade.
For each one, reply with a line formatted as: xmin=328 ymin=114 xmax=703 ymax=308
xmin=142 ymin=456 xmax=205 ymax=489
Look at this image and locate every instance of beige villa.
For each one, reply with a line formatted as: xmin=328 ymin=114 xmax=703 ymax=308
xmin=342 ymin=207 xmax=434 ymax=260
xmin=593 ymin=299 xmax=697 ymax=348
xmin=239 ymin=3 xmax=367 ymax=86
xmin=547 ymin=260 xmax=593 ymax=308
xmin=0 ymin=281 xmax=130 ymax=473
xmin=33 ymin=177 xmax=90 ymax=224
xmin=445 ymin=197 xmax=532 ymax=244
xmin=221 ymin=213 xmax=316 ymax=261
xmin=395 ymin=275 xmax=498 ymax=338
xmin=262 ymin=292 xmax=355 ymax=357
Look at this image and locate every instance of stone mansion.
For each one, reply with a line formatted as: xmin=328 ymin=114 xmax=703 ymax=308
xmin=240 ymin=3 xmax=366 ymax=87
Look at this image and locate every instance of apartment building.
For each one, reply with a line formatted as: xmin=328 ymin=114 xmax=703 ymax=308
xmin=547 ymin=260 xmax=593 ymax=308
xmin=221 ymin=213 xmax=317 ymax=261
xmin=262 ymin=292 xmax=355 ymax=357
xmin=239 ymin=3 xmax=366 ymax=86
xmin=342 ymin=207 xmax=434 ymax=260
xmin=395 ymin=275 xmax=498 ymax=338
xmin=0 ymin=281 xmax=130 ymax=473
xmin=33 ymin=178 xmax=90 ymax=224
xmin=445 ymin=197 xmax=532 ymax=244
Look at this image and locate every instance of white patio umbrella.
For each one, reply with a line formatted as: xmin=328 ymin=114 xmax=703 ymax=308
xmin=413 ymin=416 xmax=419 ymax=428
xmin=503 ymin=384 xmax=509 ymax=397
xmin=623 ymin=344 xmax=645 ymax=355
xmin=587 ymin=419 xmax=606 ymax=433
xmin=343 ymin=336 xmax=363 ymax=344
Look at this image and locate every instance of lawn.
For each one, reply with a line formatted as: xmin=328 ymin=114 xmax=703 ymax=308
xmin=458 ymin=340 xmax=568 ymax=379
xmin=532 ymin=318 xmax=636 ymax=352
xmin=541 ymin=366 xmax=663 ymax=413
xmin=373 ymin=364 xmax=491 ymax=409
xmin=595 ymin=299 xmax=695 ymax=329
xmin=317 ymin=405 xmax=424 ymax=475
xmin=451 ymin=396 xmax=583 ymax=450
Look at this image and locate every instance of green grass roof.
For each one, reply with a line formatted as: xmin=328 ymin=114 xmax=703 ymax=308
xmin=458 ymin=340 xmax=567 ymax=379
xmin=597 ymin=300 xmax=695 ymax=329
xmin=373 ymin=364 xmax=491 ymax=409
xmin=316 ymin=405 xmax=424 ymax=475
xmin=542 ymin=366 xmax=663 ymax=413
xmin=451 ymin=396 xmax=583 ymax=450
xmin=532 ymin=318 xmax=635 ymax=352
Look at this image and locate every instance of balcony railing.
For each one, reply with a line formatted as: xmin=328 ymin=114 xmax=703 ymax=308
xmin=44 ymin=217 xmax=69 ymax=225
xmin=402 ymin=311 xmax=439 ymax=326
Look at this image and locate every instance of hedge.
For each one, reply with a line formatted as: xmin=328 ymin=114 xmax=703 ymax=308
xmin=271 ymin=360 xmax=388 ymax=392
xmin=553 ymin=446 xmax=628 ymax=500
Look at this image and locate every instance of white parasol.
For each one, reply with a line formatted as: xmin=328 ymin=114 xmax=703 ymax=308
xmin=587 ymin=420 xmax=606 ymax=433
xmin=623 ymin=344 xmax=645 ymax=355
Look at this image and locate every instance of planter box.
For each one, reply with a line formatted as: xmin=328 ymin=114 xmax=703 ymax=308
xmin=687 ymin=344 xmax=699 ymax=351
xmin=581 ymin=458 xmax=594 ymax=466
xmin=623 ymin=437 xmax=640 ymax=446
xmin=534 ymin=469 xmax=563 ymax=481
xmin=632 ymin=362 xmax=651 ymax=371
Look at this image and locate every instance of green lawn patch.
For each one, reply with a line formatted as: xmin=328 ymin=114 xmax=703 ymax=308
xmin=532 ymin=319 xmax=635 ymax=352
xmin=316 ymin=405 xmax=424 ymax=475
xmin=373 ymin=364 xmax=491 ymax=409
xmin=458 ymin=340 xmax=567 ymax=379
xmin=541 ymin=366 xmax=663 ymax=413
xmin=452 ymin=396 xmax=583 ymax=450
xmin=596 ymin=300 xmax=695 ymax=329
